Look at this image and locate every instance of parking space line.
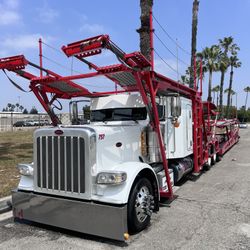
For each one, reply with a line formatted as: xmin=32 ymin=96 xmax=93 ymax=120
xmin=0 ymin=211 xmax=12 ymax=222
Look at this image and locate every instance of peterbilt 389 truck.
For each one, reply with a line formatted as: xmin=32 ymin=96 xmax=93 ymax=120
xmin=0 ymin=34 xmax=239 ymax=241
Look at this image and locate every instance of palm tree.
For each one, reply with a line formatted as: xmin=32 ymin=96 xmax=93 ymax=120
xmin=219 ymin=36 xmax=233 ymax=55
xmin=137 ymin=0 xmax=153 ymax=62
xmin=181 ymin=59 xmax=206 ymax=86
xmin=211 ymin=85 xmax=220 ymax=106
xmin=218 ymin=55 xmax=229 ymax=115
xmin=224 ymin=88 xmax=235 ymax=117
xmin=218 ymin=37 xmax=233 ymax=116
xmin=244 ymin=87 xmax=250 ymax=110
xmin=190 ymin=0 xmax=200 ymax=89
xmin=11 ymin=104 xmax=15 ymax=112
xmin=230 ymin=90 xmax=236 ymax=118
xmin=19 ymin=105 xmax=24 ymax=113
xmin=16 ymin=103 xmax=20 ymax=112
xmin=7 ymin=103 xmax=12 ymax=111
xmin=225 ymin=44 xmax=241 ymax=118
xmin=230 ymin=90 xmax=236 ymax=107
xmin=198 ymin=45 xmax=220 ymax=101
xmin=243 ymin=86 xmax=250 ymax=122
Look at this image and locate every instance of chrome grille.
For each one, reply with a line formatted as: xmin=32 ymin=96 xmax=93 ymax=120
xmin=36 ymin=136 xmax=85 ymax=194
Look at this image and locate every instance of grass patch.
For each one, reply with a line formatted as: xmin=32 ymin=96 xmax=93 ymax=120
xmin=0 ymin=130 xmax=34 ymax=198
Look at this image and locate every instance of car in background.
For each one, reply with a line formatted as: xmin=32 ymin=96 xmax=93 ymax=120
xmin=13 ymin=121 xmax=27 ymax=127
xmin=33 ymin=120 xmax=40 ymax=126
xmin=25 ymin=120 xmax=36 ymax=126
xmin=39 ymin=119 xmax=50 ymax=126
xmin=239 ymin=122 xmax=248 ymax=129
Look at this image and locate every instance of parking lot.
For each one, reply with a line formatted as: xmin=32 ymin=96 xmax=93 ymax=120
xmin=0 ymin=128 xmax=249 ymax=250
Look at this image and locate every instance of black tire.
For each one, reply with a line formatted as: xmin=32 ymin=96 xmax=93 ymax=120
xmin=204 ymin=157 xmax=212 ymax=171
xmin=127 ymin=178 xmax=154 ymax=234
xmin=216 ymin=154 xmax=222 ymax=162
xmin=211 ymin=153 xmax=216 ymax=165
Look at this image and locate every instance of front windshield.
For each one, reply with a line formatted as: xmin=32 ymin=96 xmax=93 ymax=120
xmin=90 ymin=107 xmax=147 ymax=122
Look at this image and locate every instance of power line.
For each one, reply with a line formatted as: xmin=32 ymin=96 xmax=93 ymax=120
xmin=154 ymin=32 xmax=189 ymax=66
xmin=154 ymin=48 xmax=179 ymax=74
xmin=153 ymin=14 xmax=191 ymax=56
xmin=40 ymin=42 xmax=117 ymax=90
xmin=42 ymin=55 xmax=110 ymax=89
xmin=41 ymin=41 xmax=64 ymax=55
xmin=42 ymin=55 xmax=83 ymax=74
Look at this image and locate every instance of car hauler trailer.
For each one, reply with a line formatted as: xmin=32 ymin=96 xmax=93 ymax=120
xmin=0 ymin=32 xmax=239 ymax=241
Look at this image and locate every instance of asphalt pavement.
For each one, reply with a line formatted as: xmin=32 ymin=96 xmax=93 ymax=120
xmin=0 ymin=129 xmax=250 ymax=250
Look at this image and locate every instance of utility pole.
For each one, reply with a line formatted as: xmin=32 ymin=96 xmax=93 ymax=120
xmin=235 ymin=92 xmax=238 ymax=119
xmin=176 ymin=38 xmax=179 ymax=81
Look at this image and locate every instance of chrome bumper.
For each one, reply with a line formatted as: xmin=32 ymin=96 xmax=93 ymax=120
xmin=12 ymin=190 xmax=128 ymax=241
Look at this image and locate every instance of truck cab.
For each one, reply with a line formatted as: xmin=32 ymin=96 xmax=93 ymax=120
xmin=14 ymin=92 xmax=193 ymax=241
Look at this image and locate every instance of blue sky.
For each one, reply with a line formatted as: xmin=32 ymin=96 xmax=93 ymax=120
xmin=0 ymin=0 xmax=250 ymax=112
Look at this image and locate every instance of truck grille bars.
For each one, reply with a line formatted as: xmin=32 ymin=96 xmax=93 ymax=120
xmin=36 ymin=136 xmax=85 ymax=196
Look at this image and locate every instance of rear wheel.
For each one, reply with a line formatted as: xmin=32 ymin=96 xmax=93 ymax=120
xmin=127 ymin=178 xmax=154 ymax=234
xmin=216 ymin=154 xmax=222 ymax=162
xmin=211 ymin=153 xmax=216 ymax=165
xmin=204 ymin=157 xmax=212 ymax=170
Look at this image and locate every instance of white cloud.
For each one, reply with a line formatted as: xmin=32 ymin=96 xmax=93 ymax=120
xmin=0 ymin=0 xmax=21 ymax=26
xmin=0 ymin=10 xmax=20 ymax=25
xmin=2 ymin=34 xmax=52 ymax=51
xmin=37 ymin=5 xmax=59 ymax=24
xmin=80 ymin=23 xmax=105 ymax=34
xmin=4 ymin=0 xmax=19 ymax=9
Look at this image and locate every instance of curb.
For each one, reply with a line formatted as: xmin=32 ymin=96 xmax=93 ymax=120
xmin=0 ymin=196 xmax=12 ymax=214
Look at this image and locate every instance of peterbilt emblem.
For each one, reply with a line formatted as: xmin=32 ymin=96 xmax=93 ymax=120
xmin=55 ymin=130 xmax=64 ymax=135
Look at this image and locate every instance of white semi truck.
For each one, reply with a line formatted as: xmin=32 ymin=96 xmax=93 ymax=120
xmin=14 ymin=93 xmax=193 ymax=240
xmin=0 ymin=34 xmax=239 ymax=241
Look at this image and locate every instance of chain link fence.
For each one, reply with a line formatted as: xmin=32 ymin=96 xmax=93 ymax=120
xmin=0 ymin=112 xmax=71 ymax=132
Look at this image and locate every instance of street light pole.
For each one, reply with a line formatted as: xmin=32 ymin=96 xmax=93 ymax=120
xmin=235 ymin=92 xmax=238 ymax=119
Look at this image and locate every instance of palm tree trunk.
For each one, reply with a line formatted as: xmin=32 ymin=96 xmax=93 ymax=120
xmin=213 ymin=92 xmax=215 ymax=103
xmin=245 ymin=91 xmax=249 ymax=111
xmin=243 ymin=91 xmax=249 ymax=122
xmin=226 ymin=65 xmax=234 ymax=118
xmin=207 ymin=69 xmax=212 ymax=102
xmin=190 ymin=0 xmax=199 ymax=89
xmin=219 ymin=71 xmax=225 ymax=117
xmin=216 ymin=92 xmax=219 ymax=107
xmin=137 ymin=0 xmax=153 ymax=62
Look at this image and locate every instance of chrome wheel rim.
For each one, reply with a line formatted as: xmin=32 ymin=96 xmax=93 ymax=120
xmin=135 ymin=186 xmax=150 ymax=222
xmin=208 ymin=157 xmax=211 ymax=166
xmin=213 ymin=153 xmax=216 ymax=162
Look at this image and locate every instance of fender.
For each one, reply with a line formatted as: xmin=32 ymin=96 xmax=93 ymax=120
xmin=91 ymin=161 xmax=159 ymax=205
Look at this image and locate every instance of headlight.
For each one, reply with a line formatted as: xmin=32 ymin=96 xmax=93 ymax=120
xmin=17 ymin=163 xmax=34 ymax=176
xmin=96 ymin=171 xmax=127 ymax=185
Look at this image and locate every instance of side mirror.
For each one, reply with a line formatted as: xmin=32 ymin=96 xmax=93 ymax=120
xmin=71 ymin=102 xmax=79 ymax=125
xmin=156 ymin=96 xmax=165 ymax=121
xmin=171 ymin=96 xmax=181 ymax=117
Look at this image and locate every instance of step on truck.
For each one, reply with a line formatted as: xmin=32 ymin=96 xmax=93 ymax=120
xmin=0 ymin=34 xmax=239 ymax=241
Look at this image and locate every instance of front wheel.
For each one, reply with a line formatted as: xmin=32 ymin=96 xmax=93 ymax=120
xmin=127 ymin=178 xmax=154 ymax=234
xmin=204 ymin=157 xmax=212 ymax=171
